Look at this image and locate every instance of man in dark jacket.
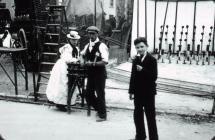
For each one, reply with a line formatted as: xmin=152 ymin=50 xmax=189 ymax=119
xmin=129 ymin=37 xmax=158 ymax=140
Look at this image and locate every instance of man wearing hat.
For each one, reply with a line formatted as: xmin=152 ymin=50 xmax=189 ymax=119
xmin=46 ymin=31 xmax=81 ymax=111
xmin=80 ymin=26 xmax=109 ymax=122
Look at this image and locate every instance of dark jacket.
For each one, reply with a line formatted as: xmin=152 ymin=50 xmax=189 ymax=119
xmin=129 ymin=52 xmax=157 ymax=96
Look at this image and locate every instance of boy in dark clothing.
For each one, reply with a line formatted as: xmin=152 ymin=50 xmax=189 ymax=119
xmin=129 ymin=37 xmax=158 ymax=140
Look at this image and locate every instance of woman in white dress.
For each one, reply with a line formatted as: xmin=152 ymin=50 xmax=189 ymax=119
xmin=46 ymin=31 xmax=80 ymax=111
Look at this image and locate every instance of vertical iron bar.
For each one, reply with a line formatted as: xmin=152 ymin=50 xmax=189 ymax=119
xmin=153 ymin=0 xmax=157 ymax=53
xmin=33 ymin=71 xmax=37 ymax=101
xmin=24 ymin=52 xmax=28 ymax=90
xmin=192 ymin=1 xmax=197 ymax=52
xmin=137 ymin=0 xmax=139 ymax=37
xmin=160 ymin=0 xmax=169 ymax=49
xmin=212 ymin=3 xmax=215 ymax=53
xmin=173 ymin=1 xmax=178 ymax=54
xmin=13 ymin=55 xmax=18 ymax=95
xmin=94 ymin=0 xmax=97 ymax=26
xmin=145 ymin=0 xmax=147 ymax=39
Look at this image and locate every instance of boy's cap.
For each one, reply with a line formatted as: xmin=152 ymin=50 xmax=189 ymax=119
xmin=86 ymin=26 xmax=100 ymax=33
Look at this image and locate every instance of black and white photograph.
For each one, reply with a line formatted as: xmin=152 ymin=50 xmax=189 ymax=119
xmin=0 ymin=0 xmax=215 ymax=140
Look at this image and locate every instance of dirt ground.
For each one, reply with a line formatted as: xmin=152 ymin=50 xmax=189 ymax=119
xmin=0 ymin=55 xmax=215 ymax=140
xmin=0 ymin=100 xmax=215 ymax=140
xmin=0 ymin=56 xmax=214 ymax=116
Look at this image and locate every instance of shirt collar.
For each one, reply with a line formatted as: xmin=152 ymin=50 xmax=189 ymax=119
xmin=137 ymin=51 xmax=147 ymax=62
xmin=90 ymin=37 xmax=99 ymax=46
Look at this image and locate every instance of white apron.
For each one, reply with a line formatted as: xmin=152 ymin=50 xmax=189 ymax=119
xmin=46 ymin=44 xmax=79 ymax=105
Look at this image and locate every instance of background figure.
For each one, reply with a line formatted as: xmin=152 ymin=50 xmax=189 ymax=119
xmin=80 ymin=26 xmax=109 ymax=122
xmin=129 ymin=37 xmax=158 ymax=140
xmin=109 ymin=15 xmax=116 ymax=29
xmin=46 ymin=31 xmax=80 ymax=111
xmin=102 ymin=20 xmax=113 ymax=37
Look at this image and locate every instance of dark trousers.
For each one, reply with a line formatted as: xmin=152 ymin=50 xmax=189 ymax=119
xmin=86 ymin=75 xmax=106 ymax=118
xmin=134 ymin=95 xmax=158 ymax=140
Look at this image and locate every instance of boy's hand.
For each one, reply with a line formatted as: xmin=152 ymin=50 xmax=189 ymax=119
xmin=136 ymin=65 xmax=143 ymax=71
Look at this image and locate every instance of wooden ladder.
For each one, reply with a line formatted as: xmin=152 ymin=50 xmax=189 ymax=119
xmin=33 ymin=5 xmax=68 ymax=101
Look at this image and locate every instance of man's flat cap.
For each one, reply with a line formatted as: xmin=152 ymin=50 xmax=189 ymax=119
xmin=86 ymin=26 xmax=100 ymax=33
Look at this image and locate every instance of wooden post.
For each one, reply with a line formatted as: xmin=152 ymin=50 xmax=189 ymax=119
xmin=153 ymin=0 xmax=157 ymax=53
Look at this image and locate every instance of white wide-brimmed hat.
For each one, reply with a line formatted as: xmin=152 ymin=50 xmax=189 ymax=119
xmin=67 ymin=31 xmax=80 ymax=40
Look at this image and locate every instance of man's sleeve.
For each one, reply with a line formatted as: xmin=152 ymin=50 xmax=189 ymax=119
xmin=129 ymin=60 xmax=136 ymax=94
xmin=99 ymin=43 xmax=109 ymax=63
xmin=80 ymin=44 xmax=88 ymax=56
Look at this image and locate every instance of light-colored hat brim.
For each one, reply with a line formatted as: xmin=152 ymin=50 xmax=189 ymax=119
xmin=87 ymin=30 xmax=98 ymax=33
xmin=67 ymin=34 xmax=80 ymax=40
